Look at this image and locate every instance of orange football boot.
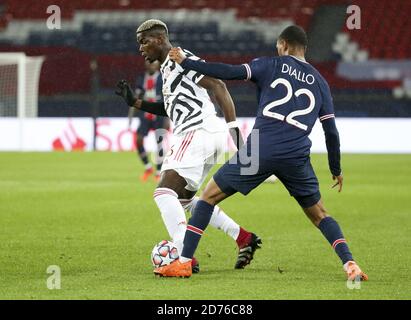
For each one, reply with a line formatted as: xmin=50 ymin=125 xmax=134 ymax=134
xmin=154 ymin=259 xmax=192 ymax=278
xmin=344 ymin=261 xmax=368 ymax=281
xmin=140 ymin=167 xmax=154 ymax=182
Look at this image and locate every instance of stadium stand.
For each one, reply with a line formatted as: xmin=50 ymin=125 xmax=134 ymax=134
xmin=341 ymin=0 xmax=411 ymax=60
xmin=0 ymin=0 xmax=410 ymax=117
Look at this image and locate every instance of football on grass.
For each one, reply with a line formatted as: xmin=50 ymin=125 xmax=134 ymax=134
xmin=151 ymin=240 xmax=179 ymax=268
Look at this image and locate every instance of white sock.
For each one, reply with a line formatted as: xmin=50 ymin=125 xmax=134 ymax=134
xmin=179 ymin=256 xmax=192 ymax=263
xmin=153 ymin=188 xmax=187 ymax=255
xmin=180 ymin=196 xmax=240 ymax=241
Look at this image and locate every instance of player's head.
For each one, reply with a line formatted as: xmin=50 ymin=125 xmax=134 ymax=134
xmin=276 ymin=25 xmax=308 ymax=57
xmin=145 ymin=60 xmax=160 ymax=75
xmin=136 ymin=19 xmax=169 ymax=63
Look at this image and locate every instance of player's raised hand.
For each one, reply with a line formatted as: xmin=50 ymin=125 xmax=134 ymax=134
xmin=115 ymin=80 xmax=137 ymax=107
xmin=332 ymin=174 xmax=343 ymax=192
xmin=169 ymin=47 xmax=186 ymax=64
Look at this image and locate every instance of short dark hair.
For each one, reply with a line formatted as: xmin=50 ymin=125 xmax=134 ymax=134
xmin=136 ymin=19 xmax=168 ymax=37
xmin=145 ymin=25 xmax=168 ymax=38
xmin=278 ymin=25 xmax=308 ymax=48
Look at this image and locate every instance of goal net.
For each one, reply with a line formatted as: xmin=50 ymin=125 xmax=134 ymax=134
xmin=0 ymin=52 xmax=44 ymax=117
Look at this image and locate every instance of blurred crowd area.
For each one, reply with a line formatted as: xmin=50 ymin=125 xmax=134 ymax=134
xmin=0 ymin=0 xmax=410 ymax=117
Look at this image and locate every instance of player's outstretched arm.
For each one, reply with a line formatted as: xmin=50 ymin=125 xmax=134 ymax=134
xmin=198 ymin=76 xmax=244 ymax=149
xmin=169 ymin=48 xmax=248 ymax=81
xmin=115 ymin=80 xmax=168 ymax=117
xmin=322 ymin=118 xmax=343 ymax=192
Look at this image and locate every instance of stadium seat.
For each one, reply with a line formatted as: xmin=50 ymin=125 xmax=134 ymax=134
xmin=1 ymin=0 xmax=408 ymax=118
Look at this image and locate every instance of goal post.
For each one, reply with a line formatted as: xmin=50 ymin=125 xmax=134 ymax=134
xmin=0 ymin=52 xmax=44 ymax=118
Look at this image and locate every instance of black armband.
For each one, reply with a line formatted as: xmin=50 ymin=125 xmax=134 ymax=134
xmin=139 ymin=100 xmax=168 ymax=117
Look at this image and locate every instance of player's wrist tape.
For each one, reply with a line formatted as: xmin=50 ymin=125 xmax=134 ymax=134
xmin=227 ymin=121 xmax=239 ymax=129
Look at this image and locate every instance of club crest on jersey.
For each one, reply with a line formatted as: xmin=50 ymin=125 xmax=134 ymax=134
xmin=162 ymin=85 xmax=171 ymax=96
xmin=281 ymin=63 xmax=315 ymax=85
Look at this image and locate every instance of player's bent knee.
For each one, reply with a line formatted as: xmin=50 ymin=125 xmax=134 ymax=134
xmin=157 ymin=170 xmax=185 ymax=189
xmin=295 ymin=191 xmax=321 ymax=208
xmin=200 ymin=178 xmax=227 ymax=206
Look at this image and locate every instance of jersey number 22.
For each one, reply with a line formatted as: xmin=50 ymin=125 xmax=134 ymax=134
xmin=263 ymin=78 xmax=315 ymax=131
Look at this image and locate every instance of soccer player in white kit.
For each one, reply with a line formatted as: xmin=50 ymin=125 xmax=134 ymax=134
xmin=116 ymin=19 xmax=261 ymax=273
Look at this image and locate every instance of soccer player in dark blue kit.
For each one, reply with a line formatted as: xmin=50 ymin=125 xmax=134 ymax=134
xmin=154 ymin=25 xmax=368 ymax=281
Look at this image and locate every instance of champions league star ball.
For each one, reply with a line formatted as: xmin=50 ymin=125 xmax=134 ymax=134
xmin=151 ymin=240 xmax=179 ymax=268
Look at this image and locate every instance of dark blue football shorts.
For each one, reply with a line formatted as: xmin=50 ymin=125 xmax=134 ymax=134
xmin=213 ymin=154 xmax=321 ymax=208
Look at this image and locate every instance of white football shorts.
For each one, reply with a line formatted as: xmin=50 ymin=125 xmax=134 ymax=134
xmin=161 ymin=127 xmax=227 ymax=191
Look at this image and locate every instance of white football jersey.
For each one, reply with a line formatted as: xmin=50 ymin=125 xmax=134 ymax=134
xmin=160 ymin=48 xmax=225 ymax=135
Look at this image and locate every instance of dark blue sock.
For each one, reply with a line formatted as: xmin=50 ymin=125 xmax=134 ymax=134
xmin=137 ymin=144 xmax=149 ymax=165
xmin=318 ymin=216 xmax=353 ymax=264
xmin=156 ymin=162 xmax=162 ymax=172
xmin=181 ymin=200 xmax=214 ymax=259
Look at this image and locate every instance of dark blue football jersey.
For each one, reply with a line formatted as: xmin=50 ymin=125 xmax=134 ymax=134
xmin=243 ymin=55 xmax=335 ymax=161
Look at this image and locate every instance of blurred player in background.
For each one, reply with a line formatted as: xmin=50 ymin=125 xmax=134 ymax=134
xmin=156 ymin=25 xmax=368 ymax=282
xmin=129 ymin=60 xmax=168 ymax=182
xmin=116 ymin=19 xmax=261 ymax=273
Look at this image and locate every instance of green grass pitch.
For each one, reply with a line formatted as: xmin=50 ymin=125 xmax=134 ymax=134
xmin=0 ymin=152 xmax=410 ymax=300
